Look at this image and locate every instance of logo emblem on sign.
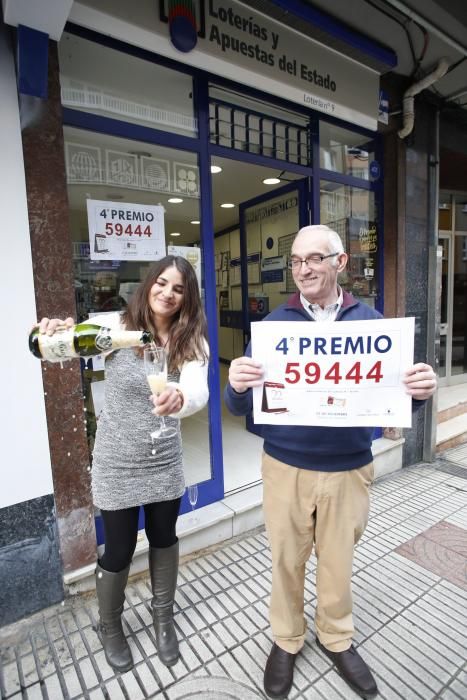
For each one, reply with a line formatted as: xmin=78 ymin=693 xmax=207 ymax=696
xmin=160 ymin=0 xmax=203 ymax=53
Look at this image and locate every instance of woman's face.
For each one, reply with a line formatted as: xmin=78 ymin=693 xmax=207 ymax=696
xmin=148 ymin=265 xmax=184 ymax=321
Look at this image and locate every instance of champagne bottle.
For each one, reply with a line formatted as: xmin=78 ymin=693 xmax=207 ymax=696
xmin=29 ymin=323 xmax=153 ymax=363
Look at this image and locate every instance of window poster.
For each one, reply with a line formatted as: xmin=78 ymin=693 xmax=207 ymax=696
xmin=87 ymin=199 xmax=166 ymax=261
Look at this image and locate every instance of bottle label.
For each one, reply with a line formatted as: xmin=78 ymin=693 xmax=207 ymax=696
xmin=94 ymin=328 xmax=145 ymax=351
xmin=38 ymin=330 xmax=78 ymax=362
xmin=95 ymin=327 xmax=114 ymax=352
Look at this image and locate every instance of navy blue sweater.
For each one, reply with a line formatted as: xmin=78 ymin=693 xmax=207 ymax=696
xmin=224 ymin=291 xmax=422 ymax=472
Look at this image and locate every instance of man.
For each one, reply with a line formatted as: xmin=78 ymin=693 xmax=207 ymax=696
xmin=224 ymin=225 xmax=437 ymax=700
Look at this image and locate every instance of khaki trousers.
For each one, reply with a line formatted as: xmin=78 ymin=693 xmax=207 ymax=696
xmin=262 ymin=452 xmax=374 ymax=654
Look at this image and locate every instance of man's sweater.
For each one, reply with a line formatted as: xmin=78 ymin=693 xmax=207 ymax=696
xmin=224 ymin=291 xmax=421 ymax=472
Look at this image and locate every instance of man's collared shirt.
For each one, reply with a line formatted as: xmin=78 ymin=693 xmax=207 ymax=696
xmin=300 ymin=286 xmax=343 ymax=322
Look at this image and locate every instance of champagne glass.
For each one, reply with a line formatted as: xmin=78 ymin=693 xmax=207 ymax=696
xmin=187 ymin=484 xmax=198 ymax=524
xmin=144 ymin=347 xmax=177 ymax=439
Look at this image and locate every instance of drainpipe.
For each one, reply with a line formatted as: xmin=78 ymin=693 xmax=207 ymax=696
xmin=398 ymin=58 xmax=449 ymax=139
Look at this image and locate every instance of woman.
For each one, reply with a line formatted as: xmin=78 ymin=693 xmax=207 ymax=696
xmin=37 ymin=256 xmax=209 ymax=672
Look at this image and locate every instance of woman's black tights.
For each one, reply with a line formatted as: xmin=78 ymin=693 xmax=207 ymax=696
xmin=99 ymin=498 xmax=181 ymax=573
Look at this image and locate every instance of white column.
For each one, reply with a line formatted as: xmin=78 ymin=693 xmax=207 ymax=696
xmin=0 ymin=20 xmax=53 ymax=508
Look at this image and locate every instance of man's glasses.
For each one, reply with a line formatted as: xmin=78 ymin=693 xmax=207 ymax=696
xmin=288 ymin=253 xmax=339 ymax=269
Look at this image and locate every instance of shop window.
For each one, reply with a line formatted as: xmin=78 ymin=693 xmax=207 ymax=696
xmin=59 ymin=33 xmax=196 ymax=136
xmin=63 ymin=128 xmax=200 ymax=233
xmin=320 ymin=180 xmax=378 ymax=306
xmin=63 ymin=126 xmax=211 ymax=487
xmin=64 ymin=127 xmax=201 ymax=321
xmin=320 ymin=122 xmax=374 ymax=180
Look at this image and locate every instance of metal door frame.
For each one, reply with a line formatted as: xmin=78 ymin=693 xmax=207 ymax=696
xmin=438 ymin=231 xmax=453 ymax=386
xmin=438 ymin=227 xmax=467 ymax=386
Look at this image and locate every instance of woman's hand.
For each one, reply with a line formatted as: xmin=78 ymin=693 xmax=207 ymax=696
xmin=150 ymin=387 xmax=184 ymax=416
xmin=34 ymin=317 xmax=75 ymax=335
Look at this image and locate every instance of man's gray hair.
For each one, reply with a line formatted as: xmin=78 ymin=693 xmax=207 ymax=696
xmin=295 ymin=225 xmax=345 ymax=265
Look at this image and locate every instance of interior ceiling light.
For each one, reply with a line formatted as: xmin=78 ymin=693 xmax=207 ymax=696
xmin=263 ymin=177 xmax=281 ymax=185
xmin=168 ymin=197 xmax=183 ymax=203
xmin=438 ymin=203 xmax=450 ymax=210
xmin=190 ymin=220 xmax=200 ymax=224
xmin=211 ymin=165 xmax=222 ymax=174
xmin=220 ymin=202 xmax=235 ymax=208
xmin=170 ymin=232 xmax=181 ymax=236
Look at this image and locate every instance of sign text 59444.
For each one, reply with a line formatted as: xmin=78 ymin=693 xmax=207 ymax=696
xmin=274 ymin=330 xmax=398 ymax=388
xmin=284 ymin=360 xmax=383 ymax=386
xmin=104 ymin=223 xmax=152 ymax=237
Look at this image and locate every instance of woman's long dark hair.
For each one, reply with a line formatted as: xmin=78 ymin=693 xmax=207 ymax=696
xmin=122 ymin=255 xmax=208 ymax=371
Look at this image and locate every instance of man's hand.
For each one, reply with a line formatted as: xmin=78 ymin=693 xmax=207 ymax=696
xmin=229 ymin=356 xmax=264 ymax=393
xmin=403 ymin=363 xmax=437 ymax=400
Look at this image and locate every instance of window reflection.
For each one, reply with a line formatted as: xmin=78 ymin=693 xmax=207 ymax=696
xmin=59 ymin=32 xmax=196 ymax=136
xmin=320 ymin=122 xmax=374 ymax=180
xmin=320 ymin=181 xmax=378 ymax=306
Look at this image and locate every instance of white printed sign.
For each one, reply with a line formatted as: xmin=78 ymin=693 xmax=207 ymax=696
xmin=251 ymin=317 xmax=415 ymax=427
xmin=87 ymin=199 xmax=166 ymax=261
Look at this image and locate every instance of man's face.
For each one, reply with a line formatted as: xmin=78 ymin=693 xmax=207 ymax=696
xmin=290 ymin=230 xmax=347 ymax=307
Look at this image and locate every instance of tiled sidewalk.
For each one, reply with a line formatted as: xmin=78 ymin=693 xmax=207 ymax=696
xmin=1 ymin=454 xmax=467 ymax=700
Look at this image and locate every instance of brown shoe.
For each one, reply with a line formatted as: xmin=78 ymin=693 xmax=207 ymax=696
xmin=316 ymin=638 xmax=378 ymax=698
xmin=263 ymin=643 xmax=297 ymax=699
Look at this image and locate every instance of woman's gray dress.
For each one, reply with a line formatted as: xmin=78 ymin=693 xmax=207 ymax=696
xmin=91 ymin=349 xmax=184 ymax=510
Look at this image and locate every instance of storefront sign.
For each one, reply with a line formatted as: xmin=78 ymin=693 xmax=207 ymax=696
xmin=163 ymin=0 xmax=379 ymax=128
xmin=71 ymin=1 xmax=379 ymax=129
xmin=251 ymin=317 xmax=414 ymax=427
xmin=87 ymin=199 xmax=166 ymax=261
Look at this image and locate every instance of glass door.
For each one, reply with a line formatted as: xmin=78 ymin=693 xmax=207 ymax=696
xmin=452 ymin=229 xmax=467 ymax=379
xmin=239 ymin=179 xmax=310 ymax=438
xmin=212 ymin=158 xmax=310 ymax=492
xmin=438 ymin=196 xmax=467 ymax=385
xmin=438 ymin=234 xmax=450 ymax=380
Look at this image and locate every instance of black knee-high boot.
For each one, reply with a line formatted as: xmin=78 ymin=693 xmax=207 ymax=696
xmin=149 ymin=542 xmax=180 ymax=666
xmin=95 ymin=563 xmax=133 ymax=673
